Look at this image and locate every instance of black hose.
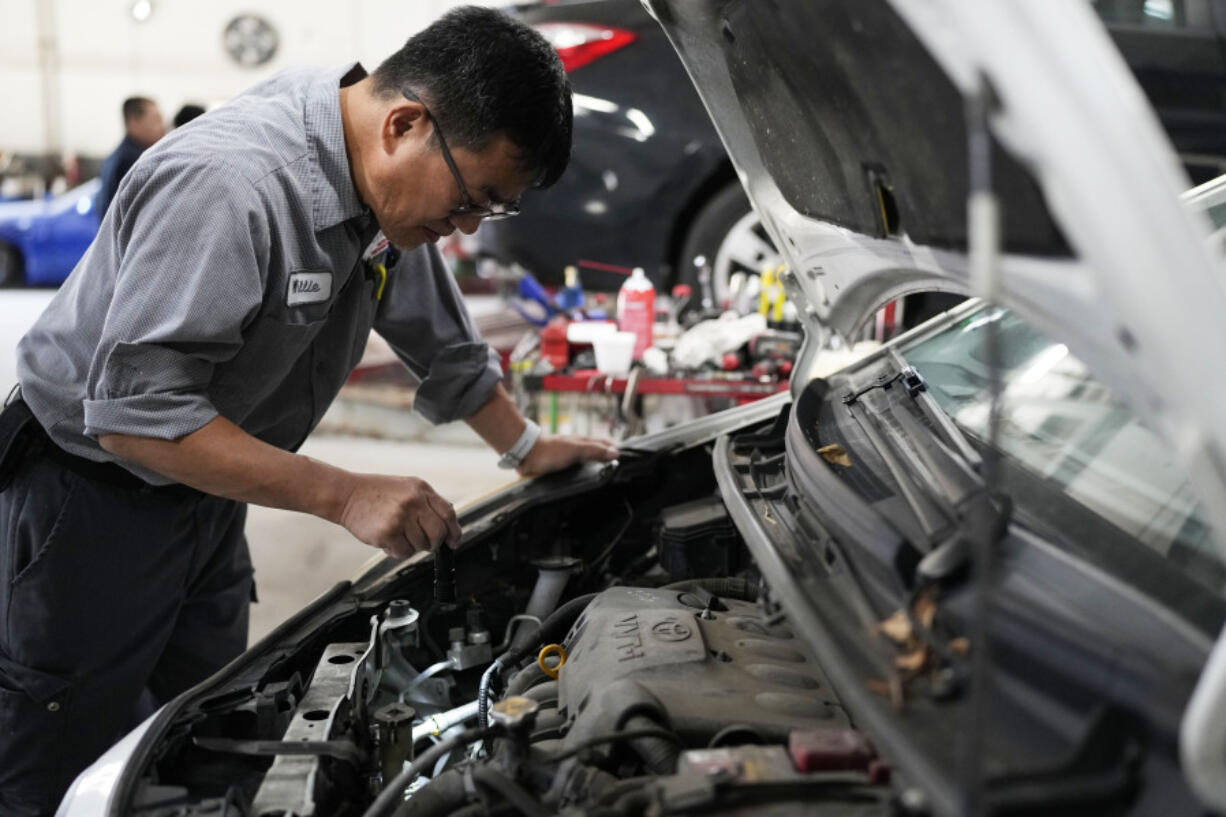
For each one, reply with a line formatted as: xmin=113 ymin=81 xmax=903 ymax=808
xmin=480 ymin=593 xmax=598 ymax=727
xmin=391 ymin=770 xmax=466 ymax=817
xmin=507 ymin=592 xmax=598 ymax=664
xmin=623 ymin=714 xmax=680 ymax=774
xmin=471 ymin=766 xmax=553 ymax=817
xmin=362 ymin=726 xmax=491 ymax=817
xmin=662 ymin=577 xmax=758 ymax=602
xmin=504 ymin=661 xmax=550 ymax=697
xmin=534 ymin=727 xmax=682 ymax=764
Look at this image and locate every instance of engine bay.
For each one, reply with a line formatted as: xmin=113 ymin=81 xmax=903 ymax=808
xmin=124 ymin=441 xmax=894 ymax=817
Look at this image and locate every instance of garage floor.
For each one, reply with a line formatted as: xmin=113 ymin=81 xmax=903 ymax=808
xmin=1 ymin=290 xmax=515 ymax=644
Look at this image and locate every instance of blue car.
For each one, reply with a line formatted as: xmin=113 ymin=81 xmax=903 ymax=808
xmin=0 ymin=178 xmax=101 ymax=287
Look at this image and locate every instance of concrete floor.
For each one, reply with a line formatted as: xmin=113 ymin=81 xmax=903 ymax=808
xmin=1 ymin=289 xmax=515 ymax=644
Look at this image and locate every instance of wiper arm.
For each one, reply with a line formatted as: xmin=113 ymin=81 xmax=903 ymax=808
xmin=891 ymin=350 xmax=983 ymax=473
xmin=842 ymin=381 xmax=955 ymax=546
xmin=842 ymin=358 xmax=1009 ymax=583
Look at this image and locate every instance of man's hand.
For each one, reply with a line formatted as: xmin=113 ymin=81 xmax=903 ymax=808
xmin=465 ymin=384 xmax=619 ymax=478
xmin=337 ymin=474 xmax=463 ymax=558
xmin=517 ymin=434 xmax=619 ymax=478
xmin=100 ymin=418 xmax=462 ymax=559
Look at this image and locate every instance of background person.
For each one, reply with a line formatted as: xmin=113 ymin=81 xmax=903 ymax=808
xmin=172 ymin=102 xmax=206 ymax=128
xmin=97 ymin=95 xmax=165 ymax=217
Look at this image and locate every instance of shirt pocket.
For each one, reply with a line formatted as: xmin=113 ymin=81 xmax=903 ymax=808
xmin=214 ymin=297 xmax=329 ymax=412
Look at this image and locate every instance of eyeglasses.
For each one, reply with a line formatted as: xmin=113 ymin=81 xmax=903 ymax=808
xmin=401 ymin=87 xmax=521 ymax=221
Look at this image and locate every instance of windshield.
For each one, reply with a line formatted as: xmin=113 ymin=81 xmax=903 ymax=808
xmin=901 ymin=306 xmax=1226 ymax=595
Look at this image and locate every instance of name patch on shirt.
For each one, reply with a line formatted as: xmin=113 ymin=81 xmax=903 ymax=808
xmin=286 ymin=272 xmax=333 ymax=306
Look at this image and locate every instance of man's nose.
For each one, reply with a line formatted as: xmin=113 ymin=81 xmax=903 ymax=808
xmin=449 ymin=214 xmax=483 ymax=235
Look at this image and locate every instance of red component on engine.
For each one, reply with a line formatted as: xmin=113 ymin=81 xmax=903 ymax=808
xmin=788 ymin=729 xmax=881 ymax=777
xmin=721 ymin=352 xmax=741 ymax=371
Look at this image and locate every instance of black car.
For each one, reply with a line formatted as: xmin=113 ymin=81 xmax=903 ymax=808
xmin=479 ymin=0 xmax=762 ymax=301
xmin=479 ymin=0 xmax=1226 ymax=304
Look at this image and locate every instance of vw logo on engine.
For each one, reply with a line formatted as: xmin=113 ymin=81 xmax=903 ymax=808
xmin=651 ymin=618 xmax=693 ymax=642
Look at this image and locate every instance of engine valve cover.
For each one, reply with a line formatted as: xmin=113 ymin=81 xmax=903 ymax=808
xmin=557 ymin=587 xmax=848 ymax=742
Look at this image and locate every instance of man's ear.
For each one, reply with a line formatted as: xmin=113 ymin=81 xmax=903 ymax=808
xmin=383 ymin=103 xmax=427 ymax=152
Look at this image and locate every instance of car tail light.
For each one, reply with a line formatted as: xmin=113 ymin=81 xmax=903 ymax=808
xmin=533 ymin=23 xmax=636 ymax=73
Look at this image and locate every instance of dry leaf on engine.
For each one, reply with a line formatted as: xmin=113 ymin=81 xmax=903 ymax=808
xmin=818 ymin=444 xmax=852 ymax=467
xmin=894 ymin=646 xmax=929 ymax=673
xmin=877 ymin=610 xmax=913 ymax=644
xmin=867 ymin=678 xmax=891 ymax=698
xmin=866 ymin=677 xmax=902 ymax=709
xmin=914 ymin=589 xmax=938 ymax=631
xmin=948 ymin=637 xmax=971 ymax=656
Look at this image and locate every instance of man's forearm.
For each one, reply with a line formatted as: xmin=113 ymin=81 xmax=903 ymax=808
xmin=464 ymin=383 xmax=527 ymax=454
xmin=98 ymin=416 xmax=354 ymax=523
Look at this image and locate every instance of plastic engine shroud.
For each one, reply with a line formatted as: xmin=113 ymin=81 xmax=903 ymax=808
xmin=556 ymin=586 xmax=850 ymax=744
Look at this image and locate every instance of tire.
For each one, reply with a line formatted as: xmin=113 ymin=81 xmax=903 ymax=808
xmin=0 ymin=242 xmax=24 ymax=288
xmin=679 ymin=183 xmax=779 ymax=309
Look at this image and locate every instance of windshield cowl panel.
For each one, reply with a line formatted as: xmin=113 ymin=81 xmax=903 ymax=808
xmin=722 ymin=302 xmax=1223 ymax=811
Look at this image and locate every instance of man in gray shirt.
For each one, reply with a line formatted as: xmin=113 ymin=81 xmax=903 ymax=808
xmin=0 ymin=8 xmax=615 ymax=814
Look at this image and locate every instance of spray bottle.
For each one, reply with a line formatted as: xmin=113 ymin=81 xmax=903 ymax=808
xmin=617 ymin=266 xmax=655 ymax=359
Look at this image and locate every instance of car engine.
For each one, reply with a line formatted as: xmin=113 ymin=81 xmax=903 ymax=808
xmin=130 ymin=448 xmax=893 ymax=817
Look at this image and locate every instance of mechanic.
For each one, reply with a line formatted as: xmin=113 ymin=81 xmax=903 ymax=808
xmin=172 ymin=102 xmax=206 ymax=129
xmin=0 ymin=7 xmax=616 ymax=815
xmin=97 ymin=95 xmax=165 ymax=217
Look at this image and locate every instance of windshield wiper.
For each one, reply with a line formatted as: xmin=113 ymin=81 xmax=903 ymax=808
xmin=841 ymin=356 xmax=1009 ymax=584
xmin=842 ymin=374 xmax=956 ymax=545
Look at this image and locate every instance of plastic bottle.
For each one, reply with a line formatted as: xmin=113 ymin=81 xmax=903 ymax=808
xmin=617 ymin=266 xmax=655 ymax=359
xmin=557 ymin=265 xmax=585 ymax=316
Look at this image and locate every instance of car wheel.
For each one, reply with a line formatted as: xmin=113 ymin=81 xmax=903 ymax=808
xmin=679 ymin=183 xmax=780 ymax=309
xmin=0 ymin=242 xmax=24 ymax=288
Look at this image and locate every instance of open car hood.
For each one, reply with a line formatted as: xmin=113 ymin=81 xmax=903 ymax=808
xmin=645 ymin=0 xmax=1226 ymax=808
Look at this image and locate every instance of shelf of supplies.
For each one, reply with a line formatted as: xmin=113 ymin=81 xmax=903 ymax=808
xmin=522 ymin=370 xmax=786 ymax=400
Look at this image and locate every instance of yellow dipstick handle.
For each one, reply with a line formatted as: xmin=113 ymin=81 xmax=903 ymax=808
xmin=537 ymin=644 xmax=568 ymax=679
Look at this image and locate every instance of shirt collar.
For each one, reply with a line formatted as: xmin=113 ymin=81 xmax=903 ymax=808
xmin=304 ymin=62 xmax=369 ymax=232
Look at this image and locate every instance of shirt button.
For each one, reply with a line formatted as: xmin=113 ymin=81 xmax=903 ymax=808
xmin=47 ymin=701 xmax=60 ymax=712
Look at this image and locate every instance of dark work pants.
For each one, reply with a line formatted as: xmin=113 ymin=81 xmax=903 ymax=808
xmin=0 ymin=451 xmax=253 ymax=816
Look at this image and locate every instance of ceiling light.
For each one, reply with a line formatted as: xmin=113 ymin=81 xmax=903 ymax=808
xmin=130 ymin=0 xmax=154 ymax=23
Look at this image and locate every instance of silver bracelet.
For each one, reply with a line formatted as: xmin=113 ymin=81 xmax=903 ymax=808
xmin=497 ymin=419 xmax=542 ymax=470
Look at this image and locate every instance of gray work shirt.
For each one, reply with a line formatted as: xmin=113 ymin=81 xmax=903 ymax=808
xmin=16 ymin=63 xmax=502 ymax=486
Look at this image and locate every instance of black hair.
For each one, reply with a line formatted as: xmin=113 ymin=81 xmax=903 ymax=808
xmin=371 ymin=6 xmax=572 ymax=189
xmin=122 ymin=96 xmax=155 ymax=123
xmin=173 ymin=104 xmax=206 ymax=128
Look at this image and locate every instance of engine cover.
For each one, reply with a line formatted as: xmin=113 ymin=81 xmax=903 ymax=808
xmin=557 ymin=586 xmax=849 ymax=743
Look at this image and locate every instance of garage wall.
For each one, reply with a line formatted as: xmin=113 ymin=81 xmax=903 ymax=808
xmin=0 ymin=0 xmax=497 ymax=159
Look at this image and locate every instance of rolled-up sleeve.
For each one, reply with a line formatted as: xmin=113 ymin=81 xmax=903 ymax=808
xmin=373 ymin=244 xmax=501 ymax=424
xmin=82 ymin=157 xmax=268 ymax=440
